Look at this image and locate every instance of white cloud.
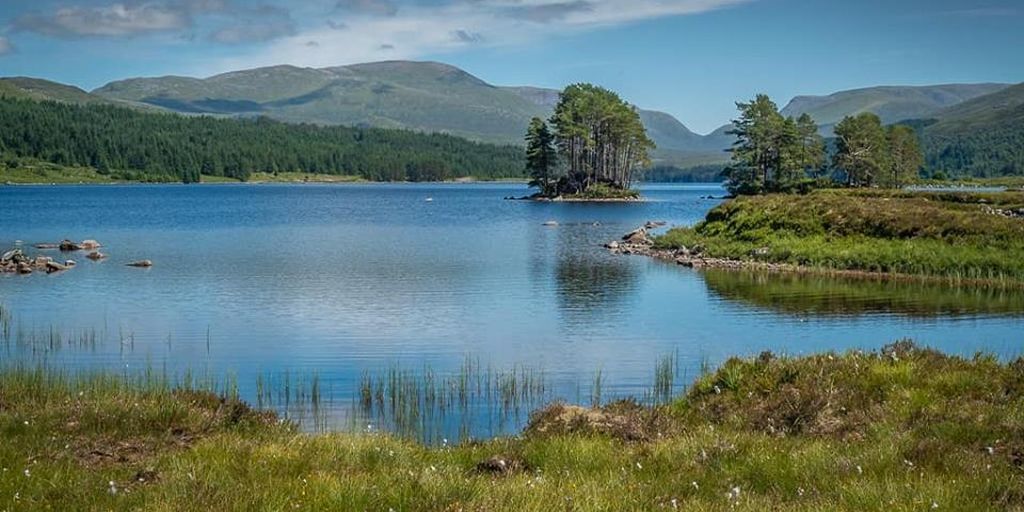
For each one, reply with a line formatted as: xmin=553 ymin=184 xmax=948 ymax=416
xmin=217 ymin=0 xmax=750 ymax=71
xmin=15 ymin=3 xmax=192 ymax=38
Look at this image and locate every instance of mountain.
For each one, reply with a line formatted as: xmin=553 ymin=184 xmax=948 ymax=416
xmin=782 ymin=83 xmax=1011 ymax=134
xmin=919 ymin=82 xmax=1024 ymax=177
xmin=0 ymin=77 xmax=109 ymax=104
xmin=93 ymin=61 xmax=727 ymax=165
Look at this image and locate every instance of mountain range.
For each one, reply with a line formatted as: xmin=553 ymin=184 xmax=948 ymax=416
xmin=1 ymin=61 xmax=1021 ymax=174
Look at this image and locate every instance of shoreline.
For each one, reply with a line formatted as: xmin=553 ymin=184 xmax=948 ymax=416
xmin=609 ymin=233 xmax=1024 ymax=289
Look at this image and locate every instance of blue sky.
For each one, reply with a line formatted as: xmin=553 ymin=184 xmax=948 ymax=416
xmin=0 ymin=0 xmax=1022 ymax=133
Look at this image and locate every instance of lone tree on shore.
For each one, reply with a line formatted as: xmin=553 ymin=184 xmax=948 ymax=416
xmin=525 ymin=117 xmax=557 ymax=197
xmin=723 ymin=94 xmax=825 ymax=195
xmin=528 ymin=84 xmax=653 ymax=197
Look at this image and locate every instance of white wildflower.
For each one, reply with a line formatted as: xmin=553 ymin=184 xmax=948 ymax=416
xmin=108 ymin=481 xmax=118 ymax=495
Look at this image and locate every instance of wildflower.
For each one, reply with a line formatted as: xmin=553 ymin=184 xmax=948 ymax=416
xmin=714 ymin=385 xmax=722 ymax=395
xmin=23 ymin=469 xmax=30 ymax=478
xmin=636 ymin=462 xmax=643 ymax=470
xmin=985 ymin=446 xmax=995 ymax=455
xmin=691 ymin=481 xmax=699 ymax=490
xmin=932 ymin=502 xmax=939 ymax=509
xmin=727 ymin=486 xmax=741 ymax=500
xmin=108 ymin=481 xmax=118 ymax=495
xmin=670 ymin=498 xmax=678 ymax=509
xmin=856 ymin=465 xmax=863 ymax=475
xmin=798 ymin=488 xmax=805 ymax=497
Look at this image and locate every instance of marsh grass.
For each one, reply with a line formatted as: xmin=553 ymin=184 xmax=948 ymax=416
xmin=2 ymin=341 xmax=1023 ymax=510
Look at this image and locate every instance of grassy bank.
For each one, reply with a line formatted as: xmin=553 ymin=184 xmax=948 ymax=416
xmin=656 ymin=189 xmax=1024 ymax=284
xmin=2 ymin=342 xmax=1022 ymax=510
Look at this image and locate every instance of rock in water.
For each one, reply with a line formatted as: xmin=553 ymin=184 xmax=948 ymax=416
xmin=86 ymin=252 xmax=108 ymax=261
xmin=16 ymin=262 xmax=32 ymax=274
xmin=543 ymin=221 xmax=559 ymax=227
xmin=59 ymin=240 xmax=82 ymax=251
xmin=80 ymin=240 xmax=102 ymax=250
xmin=34 ymin=243 xmax=59 ymax=250
xmin=127 ymin=260 xmax=153 ymax=268
xmin=45 ymin=261 xmax=69 ymax=273
xmin=1 ymin=249 xmax=20 ymax=264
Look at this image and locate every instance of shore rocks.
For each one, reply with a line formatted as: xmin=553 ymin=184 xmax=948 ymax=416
xmin=59 ymin=240 xmax=82 ymax=251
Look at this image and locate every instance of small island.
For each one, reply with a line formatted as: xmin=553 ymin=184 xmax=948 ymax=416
xmin=520 ymin=84 xmax=652 ymax=201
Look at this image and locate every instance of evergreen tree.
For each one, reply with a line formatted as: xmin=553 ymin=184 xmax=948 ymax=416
xmin=548 ymin=84 xmax=653 ymax=194
xmin=886 ymin=125 xmax=924 ymax=188
xmin=833 ymin=113 xmax=889 ymax=187
xmin=724 ymin=95 xmax=825 ymax=195
xmin=525 ymin=117 xmax=558 ymax=196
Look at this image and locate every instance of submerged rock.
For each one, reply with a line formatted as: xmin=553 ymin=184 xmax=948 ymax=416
xmin=86 ymin=251 xmax=108 ymax=261
xmin=543 ymin=221 xmax=559 ymax=227
xmin=127 ymin=260 xmax=153 ymax=268
xmin=80 ymin=240 xmax=102 ymax=250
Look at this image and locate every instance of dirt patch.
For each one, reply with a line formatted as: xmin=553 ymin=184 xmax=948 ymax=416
xmin=525 ymin=400 xmax=676 ymax=442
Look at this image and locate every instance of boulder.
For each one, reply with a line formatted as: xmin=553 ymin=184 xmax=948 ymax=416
xmin=46 ymin=261 xmax=69 ymax=273
xmin=16 ymin=262 xmax=32 ymax=274
xmin=127 ymin=260 xmax=153 ymax=268
xmin=1 ymin=249 xmax=20 ymax=264
xmin=65 ymin=260 xmax=77 ymax=267
xmin=623 ymin=227 xmax=651 ymax=245
xmin=605 ymin=241 xmax=620 ymax=250
xmin=59 ymin=240 xmax=82 ymax=251
xmin=80 ymin=240 xmax=102 ymax=250
xmin=86 ymin=252 xmax=108 ymax=261
xmin=644 ymin=220 xmax=667 ymax=229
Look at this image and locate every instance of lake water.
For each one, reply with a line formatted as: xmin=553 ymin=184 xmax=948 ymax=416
xmin=1 ymin=183 xmax=1022 ymax=440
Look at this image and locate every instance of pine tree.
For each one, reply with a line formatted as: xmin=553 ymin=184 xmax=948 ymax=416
xmin=833 ymin=113 xmax=889 ymax=187
xmin=525 ymin=117 xmax=558 ymax=196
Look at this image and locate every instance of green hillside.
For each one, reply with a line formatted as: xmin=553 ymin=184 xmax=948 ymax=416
xmin=0 ymin=96 xmax=525 ymax=183
xmin=920 ymin=83 xmax=1024 ymax=177
xmin=781 ymin=83 xmax=1010 ymax=134
xmin=93 ymin=61 xmax=728 ymax=162
xmin=0 ymin=77 xmax=108 ymax=104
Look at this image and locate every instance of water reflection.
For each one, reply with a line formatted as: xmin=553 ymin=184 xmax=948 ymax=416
xmin=553 ymin=226 xmax=639 ymax=327
xmin=702 ymin=269 xmax=1024 ymax=319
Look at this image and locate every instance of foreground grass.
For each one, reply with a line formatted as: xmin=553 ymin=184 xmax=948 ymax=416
xmin=2 ymin=342 xmax=1022 ymax=510
xmin=657 ymin=189 xmax=1024 ymax=284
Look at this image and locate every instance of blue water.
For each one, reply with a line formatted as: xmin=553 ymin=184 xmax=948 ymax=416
xmin=1 ymin=183 xmax=1022 ymax=438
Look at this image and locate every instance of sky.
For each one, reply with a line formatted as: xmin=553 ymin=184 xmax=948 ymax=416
xmin=0 ymin=0 xmax=1022 ymax=133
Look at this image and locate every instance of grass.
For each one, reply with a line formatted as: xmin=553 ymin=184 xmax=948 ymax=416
xmin=244 ymin=172 xmax=366 ymax=184
xmin=2 ymin=341 xmax=1022 ymax=510
xmin=656 ymin=189 xmax=1024 ymax=284
xmin=560 ymin=183 xmax=642 ymax=201
xmin=0 ymin=161 xmax=123 ymax=184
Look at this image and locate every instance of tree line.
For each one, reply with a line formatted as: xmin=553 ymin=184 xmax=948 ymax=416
xmin=0 ymin=97 xmax=525 ymax=183
xmin=525 ymin=84 xmax=654 ymax=197
xmin=723 ymin=95 xmax=924 ymax=195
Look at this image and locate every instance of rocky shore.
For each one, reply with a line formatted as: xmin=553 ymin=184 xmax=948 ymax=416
xmin=1 ymin=239 xmax=153 ymax=274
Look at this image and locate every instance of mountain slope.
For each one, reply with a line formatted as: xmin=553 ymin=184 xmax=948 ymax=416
xmin=0 ymin=77 xmax=109 ymax=104
xmin=94 ymin=61 xmax=726 ymax=161
xmin=782 ymin=83 xmax=1010 ymax=134
xmin=920 ymin=83 xmax=1024 ymax=177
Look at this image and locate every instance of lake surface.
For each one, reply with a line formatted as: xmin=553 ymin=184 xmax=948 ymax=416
xmin=2 ymin=183 xmax=1023 ymax=440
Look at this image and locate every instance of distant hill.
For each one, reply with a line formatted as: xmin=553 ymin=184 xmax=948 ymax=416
xmin=781 ymin=84 xmax=1011 ymax=135
xmin=919 ymin=82 xmax=1024 ymax=177
xmin=0 ymin=77 xmax=109 ymax=104
xmin=93 ymin=61 xmax=729 ymax=165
